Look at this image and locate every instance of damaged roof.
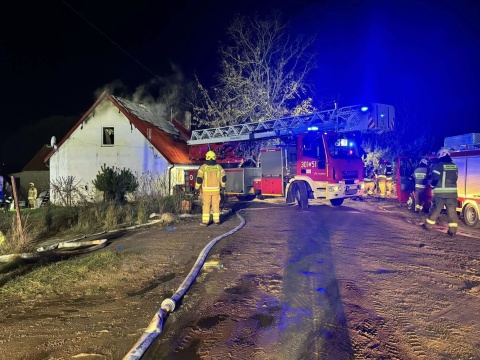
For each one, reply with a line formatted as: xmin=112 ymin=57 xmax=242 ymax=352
xmin=45 ymin=92 xmax=198 ymax=165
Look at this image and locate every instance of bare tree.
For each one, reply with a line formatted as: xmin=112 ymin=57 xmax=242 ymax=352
xmin=189 ymin=12 xmax=317 ymax=127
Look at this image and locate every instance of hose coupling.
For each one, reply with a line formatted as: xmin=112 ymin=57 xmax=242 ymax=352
xmin=161 ymin=298 xmax=176 ymax=313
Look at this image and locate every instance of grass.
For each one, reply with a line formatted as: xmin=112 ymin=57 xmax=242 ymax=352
xmin=0 ymin=251 xmax=144 ymax=301
xmin=0 ymin=193 xmax=200 ymax=300
xmin=0 ymin=193 xmax=200 ymax=256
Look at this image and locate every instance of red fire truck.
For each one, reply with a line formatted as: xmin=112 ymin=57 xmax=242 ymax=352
xmin=187 ymin=103 xmax=395 ymax=208
xmin=396 ymin=133 xmax=480 ymax=227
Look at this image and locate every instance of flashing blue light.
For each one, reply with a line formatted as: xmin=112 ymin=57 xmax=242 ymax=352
xmin=349 ymin=142 xmax=354 ymax=147
xmin=307 ymin=126 xmax=319 ymax=131
xmin=380 ymin=113 xmax=385 ymax=118
xmin=360 ymin=106 xmax=369 ymax=112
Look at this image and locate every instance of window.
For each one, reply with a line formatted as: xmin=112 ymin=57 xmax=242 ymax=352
xmin=326 ymin=136 xmax=359 ymax=158
xmin=102 ymin=127 xmax=114 ymax=145
xmin=301 ymin=134 xmax=326 ymax=169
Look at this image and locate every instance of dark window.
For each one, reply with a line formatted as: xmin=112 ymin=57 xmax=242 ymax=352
xmin=103 ymin=127 xmax=114 ymax=145
xmin=302 ymin=135 xmax=326 ymax=169
xmin=326 ymin=136 xmax=359 ymax=158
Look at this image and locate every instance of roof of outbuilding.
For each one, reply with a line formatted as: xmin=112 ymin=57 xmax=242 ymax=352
xmin=44 ymin=92 xmax=199 ymax=165
xmin=23 ymin=145 xmax=50 ymax=171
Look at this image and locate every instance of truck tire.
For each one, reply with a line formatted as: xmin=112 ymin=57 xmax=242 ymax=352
xmin=330 ymin=198 xmax=344 ymax=206
xmin=406 ymin=193 xmax=415 ymax=212
xmin=295 ymin=182 xmax=309 ymax=210
xmin=463 ymin=203 xmax=479 ymax=227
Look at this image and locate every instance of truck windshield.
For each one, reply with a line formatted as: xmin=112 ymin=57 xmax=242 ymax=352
xmin=326 ymin=136 xmax=360 ymax=159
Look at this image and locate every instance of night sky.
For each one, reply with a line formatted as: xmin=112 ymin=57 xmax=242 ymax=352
xmin=1 ymin=0 xmax=479 ymax=172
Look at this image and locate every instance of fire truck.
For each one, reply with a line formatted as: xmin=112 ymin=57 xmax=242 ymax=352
xmin=187 ymin=103 xmax=395 ymax=208
xmin=396 ymin=133 xmax=480 ymax=227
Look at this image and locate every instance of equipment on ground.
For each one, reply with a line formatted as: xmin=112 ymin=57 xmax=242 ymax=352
xmin=187 ymin=103 xmax=395 ymax=208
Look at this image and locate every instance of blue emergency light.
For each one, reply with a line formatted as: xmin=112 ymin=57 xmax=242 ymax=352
xmin=361 ymin=106 xmax=369 ymax=112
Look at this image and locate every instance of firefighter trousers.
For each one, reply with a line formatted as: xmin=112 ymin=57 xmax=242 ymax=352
xmin=201 ymin=192 xmax=221 ymax=224
xmin=364 ymin=180 xmax=375 ymax=196
xmin=425 ymin=197 xmax=458 ymax=234
xmin=386 ymin=178 xmax=393 ymax=196
xmin=414 ymin=188 xmax=426 ymax=212
xmin=377 ymin=177 xmax=386 ymax=198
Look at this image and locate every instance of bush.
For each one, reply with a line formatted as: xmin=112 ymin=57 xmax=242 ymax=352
xmin=93 ymin=166 xmax=138 ymax=204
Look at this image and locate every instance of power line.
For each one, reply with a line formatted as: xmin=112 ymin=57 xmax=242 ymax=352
xmin=62 ymin=0 xmax=160 ymax=80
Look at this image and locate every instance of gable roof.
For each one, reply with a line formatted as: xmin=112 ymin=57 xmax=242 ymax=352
xmin=45 ymin=92 xmax=198 ymax=165
xmin=23 ymin=145 xmax=51 ymax=171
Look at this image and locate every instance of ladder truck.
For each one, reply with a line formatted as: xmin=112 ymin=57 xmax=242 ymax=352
xmin=187 ymin=103 xmax=395 ymax=208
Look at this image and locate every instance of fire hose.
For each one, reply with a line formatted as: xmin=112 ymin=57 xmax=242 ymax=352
xmin=122 ymin=210 xmax=247 ymax=360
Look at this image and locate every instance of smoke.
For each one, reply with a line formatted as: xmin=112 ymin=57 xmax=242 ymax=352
xmin=94 ymin=63 xmax=191 ymax=122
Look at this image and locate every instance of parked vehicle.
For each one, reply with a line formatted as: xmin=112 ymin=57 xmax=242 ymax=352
xmin=187 ymin=103 xmax=395 ymax=208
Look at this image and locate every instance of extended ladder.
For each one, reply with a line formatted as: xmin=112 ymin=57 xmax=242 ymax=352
xmin=188 ymin=103 xmax=394 ymax=145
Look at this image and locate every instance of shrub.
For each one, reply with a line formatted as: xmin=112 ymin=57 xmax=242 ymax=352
xmin=92 ymin=166 xmax=138 ymax=204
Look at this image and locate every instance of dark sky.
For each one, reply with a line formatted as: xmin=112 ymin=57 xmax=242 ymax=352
xmin=1 ymin=0 xmax=479 ymax=172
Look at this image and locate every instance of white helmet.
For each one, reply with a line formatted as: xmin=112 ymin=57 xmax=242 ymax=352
xmin=437 ymin=148 xmax=450 ymax=158
xmin=420 ymin=158 xmax=428 ymax=165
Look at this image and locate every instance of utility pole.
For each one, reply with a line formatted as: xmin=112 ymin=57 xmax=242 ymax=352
xmin=10 ymin=176 xmax=25 ymax=248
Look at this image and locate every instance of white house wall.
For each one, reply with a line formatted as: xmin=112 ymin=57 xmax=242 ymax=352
xmin=49 ymin=100 xmax=172 ymax=204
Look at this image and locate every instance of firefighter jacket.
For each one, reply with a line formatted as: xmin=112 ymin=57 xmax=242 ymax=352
xmin=413 ymin=164 xmax=428 ymax=189
xmin=364 ymin=164 xmax=375 ymax=181
xmin=375 ymin=162 xmax=393 ymax=179
xmin=431 ymin=156 xmax=458 ymax=199
xmin=28 ymin=186 xmax=38 ymax=201
xmin=195 ymin=160 xmax=226 ymax=195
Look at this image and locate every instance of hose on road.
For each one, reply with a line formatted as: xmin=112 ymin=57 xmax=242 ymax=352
xmin=122 ymin=210 xmax=247 ymax=360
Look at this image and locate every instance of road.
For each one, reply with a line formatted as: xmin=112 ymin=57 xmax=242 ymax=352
xmin=144 ymin=197 xmax=480 ymax=360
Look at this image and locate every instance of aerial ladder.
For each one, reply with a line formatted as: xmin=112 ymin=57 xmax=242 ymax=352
xmin=187 ymin=103 xmax=395 ymax=208
xmin=188 ymin=103 xmax=394 ymax=145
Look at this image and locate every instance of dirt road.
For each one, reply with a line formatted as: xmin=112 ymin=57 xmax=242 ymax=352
xmin=0 ymin=197 xmax=479 ymax=360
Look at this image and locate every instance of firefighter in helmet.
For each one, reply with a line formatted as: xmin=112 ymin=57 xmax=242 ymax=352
xmin=375 ymin=159 xmax=393 ymax=198
xmin=422 ymin=148 xmax=458 ymax=236
xmin=363 ymin=160 xmax=376 ymax=196
xmin=195 ymin=150 xmax=226 ymax=226
xmin=28 ymin=182 xmax=37 ymax=209
xmin=413 ymin=158 xmax=429 ymax=212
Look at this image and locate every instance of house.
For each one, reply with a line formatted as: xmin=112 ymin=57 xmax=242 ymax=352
xmin=45 ymin=92 xmax=200 ymax=204
xmin=10 ymin=145 xmax=51 ymax=203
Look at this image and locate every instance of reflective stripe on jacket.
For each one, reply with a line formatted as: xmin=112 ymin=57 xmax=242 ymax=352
xmin=413 ymin=166 xmax=427 ymax=189
xmin=195 ymin=163 xmax=226 ymax=194
xmin=431 ymin=160 xmax=458 ymax=198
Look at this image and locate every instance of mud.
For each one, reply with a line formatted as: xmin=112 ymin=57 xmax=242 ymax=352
xmin=0 ymin=196 xmax=479 ymax=360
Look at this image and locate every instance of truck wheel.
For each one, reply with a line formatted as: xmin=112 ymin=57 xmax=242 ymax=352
xmin=463 ymin=203 xmax=479 ymax=227
xmin=406 ymin=193 xmax=415 ymax=212
xmin=295 ymin=182 xmax=309 ymax=210
xmin=330 ymin=198 xmax=344 ymax=206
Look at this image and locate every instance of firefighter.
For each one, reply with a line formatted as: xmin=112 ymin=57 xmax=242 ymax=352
xmin=195 ymin=150 xmax=226 ymax=226
xmin=422 ymin=148 xmax=458 ymax=236
xmin=363 ymin=160 xmax=376 ymax=196
xmin=413 ymin=158 xmax=429 ymax=212
xmin=28 ymin=182 xmax=37 ymax=209
xmin=375 ymin=159 xmax=391 ymax=198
